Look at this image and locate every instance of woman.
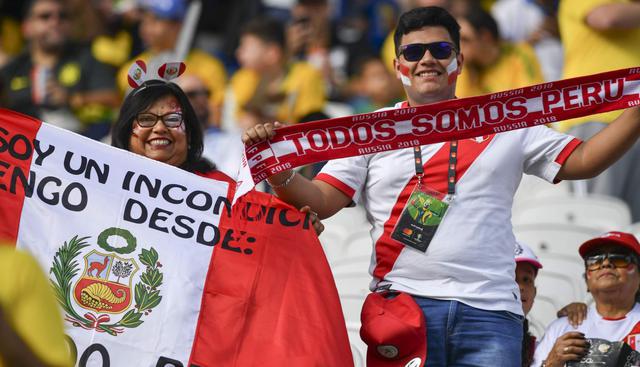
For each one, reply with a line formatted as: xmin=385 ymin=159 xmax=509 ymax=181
xmin=111 ymin=79 xmax=323 ymax=231
xmin=111 ymin=79 xmax=224 ymax=179
xmin=533 ymin=231 xmax=640 ymax=366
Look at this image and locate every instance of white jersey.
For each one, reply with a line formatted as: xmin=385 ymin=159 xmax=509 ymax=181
xmin=532 ymin=303 xmax=640 ymax=366
xmin=316 ymin=102 xmax=581 ymax=315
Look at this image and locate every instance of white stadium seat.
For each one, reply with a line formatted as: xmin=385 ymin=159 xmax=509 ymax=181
xmin=625 ymin=222 xmax=640 ymax=238
xmin=514 ymin=222 xmax=601 ymax=258
xmin=512 ymin=194 xmax=631 ymax=230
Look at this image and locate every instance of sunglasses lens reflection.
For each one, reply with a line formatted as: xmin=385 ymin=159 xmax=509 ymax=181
xmin=402 ymin=42 xmax=454 ymax=61
xmin=586 ymin=253 xmax=634 ymax=271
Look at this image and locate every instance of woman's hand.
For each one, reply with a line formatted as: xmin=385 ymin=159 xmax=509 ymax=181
xmin=242 ymin=121 xmax=284 ymax=145
xmin=557 ymin=302 xmax=588 ymax=327
xmin=300 ymin=205 xmax=324 ymax=236
xmin=543 ymin=332 xmax=589 ymax=367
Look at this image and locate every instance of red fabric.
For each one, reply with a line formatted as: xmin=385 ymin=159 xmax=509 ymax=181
xmin=0 ymin=109 xmax=42 ymax=242
xmin=623 ymin=321 xmax=640 ymax=350
xmin=189 ymin=190 xmax=353 ymax=367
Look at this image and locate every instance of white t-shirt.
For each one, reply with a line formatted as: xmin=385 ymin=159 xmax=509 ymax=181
xmin=316 ymin=102 xmax=581 ymax=315
xmin=532 ymin=303 xmax=640 ymax=366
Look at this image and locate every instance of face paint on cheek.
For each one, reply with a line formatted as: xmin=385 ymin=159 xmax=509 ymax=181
xmin=132 ymin=123 xmax=142 ymax=136
xmin=447 ymin=58 xmax=459 ymax=85
xmin=174 ymin=123 xmax=186 ymax=133
xmin=399 ymin=64 xmax=412 ymax=87
xmin=626 ymin=265 xmax=636 ymax=274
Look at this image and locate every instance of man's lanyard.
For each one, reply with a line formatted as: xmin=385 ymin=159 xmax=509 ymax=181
xmin=413 ymin=140 xmax=458 ymax=197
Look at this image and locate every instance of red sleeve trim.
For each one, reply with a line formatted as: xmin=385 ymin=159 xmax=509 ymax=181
xmin=555 ymin=138 xmax=582 ymax=165
xmin=315 ymin=173 xmax=356 ymax=199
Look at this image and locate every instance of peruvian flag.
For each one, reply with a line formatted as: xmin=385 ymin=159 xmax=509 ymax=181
xmin=0 ymin=109 xmax=352 ymax=366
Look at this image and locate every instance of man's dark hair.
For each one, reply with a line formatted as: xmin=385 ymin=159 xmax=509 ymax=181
xmin=460 ymin=5 xmax=500 ymax=41
xmin=21 ymin=0 xmax=65 ymax=20
xmin=393 ymin=6 xmax=460 ymax=57
xmin=241 ymin=17 xmax=286 ymax=50
xmin=111 ymin=80 xmax=214 ymax=173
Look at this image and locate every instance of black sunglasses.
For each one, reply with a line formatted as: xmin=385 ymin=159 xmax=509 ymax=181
xmin=398 ymin=42 xmax=457 ymax=62
xmin=585 ymin=252 xmax=638 ymax=271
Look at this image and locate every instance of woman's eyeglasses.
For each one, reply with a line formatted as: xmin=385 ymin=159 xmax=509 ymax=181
xmin=398 ymin=42 xmax=457 ymax=62
xmin=135 ymin=112 xmax=183 ymax=128
xmin=585 ymin=252 xmax=638 ymax=271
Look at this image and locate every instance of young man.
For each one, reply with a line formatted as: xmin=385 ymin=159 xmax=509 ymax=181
xmin=243 ymin=6 xmax=640 ymax=366
xmin=533 ymin=232 xmax=640 ymax=366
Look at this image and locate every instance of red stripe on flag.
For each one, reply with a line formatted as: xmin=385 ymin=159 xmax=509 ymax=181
xmin=0 ymin=109 xmax=42 ymax=242
xmin=372 ymin=136 xmax=495 ymax=280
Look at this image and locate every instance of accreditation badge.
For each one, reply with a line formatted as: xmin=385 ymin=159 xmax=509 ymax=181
xmin=390 ymin=185 xmax=451 ymax=252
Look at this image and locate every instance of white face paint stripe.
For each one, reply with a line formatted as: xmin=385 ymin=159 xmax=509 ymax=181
xmin=447 ymin=58 xmax=458 ymax=75
xmin=447 ymin=58 xmax=458 ymax=85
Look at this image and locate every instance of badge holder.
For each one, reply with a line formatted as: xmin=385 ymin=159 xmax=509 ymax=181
xmin=391 ymin=142 xmax=458 ymax=252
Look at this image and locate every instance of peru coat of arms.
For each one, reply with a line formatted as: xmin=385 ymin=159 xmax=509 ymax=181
xmin=50 ymin=227 xmax=163 ymax=335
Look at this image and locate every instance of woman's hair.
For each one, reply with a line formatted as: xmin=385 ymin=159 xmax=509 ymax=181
xmin=111 ymin=79 xmax=215 ymax=173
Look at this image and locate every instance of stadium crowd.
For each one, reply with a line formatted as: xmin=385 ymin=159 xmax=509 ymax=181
xmin=1 ymin=0 xmax=640 ymax=366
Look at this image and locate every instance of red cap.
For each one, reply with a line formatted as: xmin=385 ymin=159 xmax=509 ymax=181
xmin=579 ymin=231 xmax=640 ymax=258
xmin=360 ymin=291 xmax=426 ymax=367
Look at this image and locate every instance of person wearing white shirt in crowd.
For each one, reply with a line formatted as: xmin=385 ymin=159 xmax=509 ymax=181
xmin=244 ymin=6 xmax=640 ymax=366
xmin=533 ymin=231 xmax=640 ymax=367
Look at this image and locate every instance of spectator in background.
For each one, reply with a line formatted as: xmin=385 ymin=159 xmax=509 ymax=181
xmin=287 ymin=0 xmax=335 ymax=93
xmin=0 ymin=0 xmax=119 ymax=140
xmin=556 ymin=0 xmax=640 ymax=222
xmin=223 ymin=17 xmax=325 ymax=131
xmin=515 ymin=241 xmax=543 ymax=367
xmin=491 ymin=0 xmax=563 ymax=81
xmin=117 ymin=0 xmax=227 ymax=126
xmin=348 ymin=55 xmax=401 ymax=114
xmin=84 ymin=0 xmax=144 ymax=69
xmin=533 ymin=231 xmax=640 ymax=366
xmin=455 ymin=5 xmax=544 ymax=98
xmin=0 ymin=245 xmax=72 ymax=367
xmin=176 ymin=73 xmax=244 ymax=180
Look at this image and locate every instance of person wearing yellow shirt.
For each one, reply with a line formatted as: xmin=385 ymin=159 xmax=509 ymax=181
xmin=116 ymin=0 xmax=227 ymax=125
xmin=223 ymin=17 xmax=326 ymax=131
xmin=455 ymin=5 xmax=544 ymax=98
xmin=0 ymin=245 xmax=72 ymax=367
xmin=557 ymin=0 xmax=640 ymax=222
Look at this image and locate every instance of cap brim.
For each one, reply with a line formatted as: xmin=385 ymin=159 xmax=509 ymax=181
xmin=579 ymin=237 xmax=640 ymax=258
xmin=516 ymin=258 xmax=542 ymax=270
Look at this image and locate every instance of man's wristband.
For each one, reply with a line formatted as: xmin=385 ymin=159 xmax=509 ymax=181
xmin=266 ymin=170 xmax=296 ymax=188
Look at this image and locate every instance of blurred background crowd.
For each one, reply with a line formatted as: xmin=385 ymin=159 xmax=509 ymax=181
xmin=0 ymin=0 xmax=638 ymax=218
